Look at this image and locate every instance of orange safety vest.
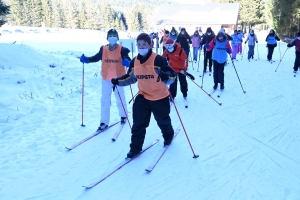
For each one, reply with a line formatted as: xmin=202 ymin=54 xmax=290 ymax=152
xmin=101 ymin=44 xmax=126 ymax=81
xmin=134 ymin=53 xmax=169 ymax=100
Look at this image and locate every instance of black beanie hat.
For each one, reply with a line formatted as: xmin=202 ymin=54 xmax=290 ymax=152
xmin=107 ymin=29 xmax=119 ymax=40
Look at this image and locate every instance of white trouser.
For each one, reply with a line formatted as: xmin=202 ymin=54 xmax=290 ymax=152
xmin=100 ymin=79 xmax=127 ymax=125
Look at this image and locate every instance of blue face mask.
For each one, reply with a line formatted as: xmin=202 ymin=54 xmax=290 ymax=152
xmin=108 ymin=37 xmax=118 ymax=45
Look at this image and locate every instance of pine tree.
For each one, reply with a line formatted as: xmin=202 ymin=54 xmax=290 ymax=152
xmin=63 ymin=0 xmax=78 ymax=29
xmin=126 ymin=5 xmax=140 ymax=31
xmin=99 ymin=1 xmax=115 ymax=30
xmin=0 ymin=0 xmax=10 ymax=26
xmin=41 ymin=0 xmax=52 ymax=28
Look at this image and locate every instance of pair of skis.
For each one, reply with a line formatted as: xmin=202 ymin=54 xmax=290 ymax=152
xmin=83 ymin=129 xmax=180 ymax=189
xmin=65 ymin=121 xmax=124 ymax=151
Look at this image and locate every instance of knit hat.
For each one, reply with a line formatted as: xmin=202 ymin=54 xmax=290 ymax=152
xmin=165 ymin=38 xmax=174 ymax=44
xmin=107 ymin=29 xmax=119 ymax=40
xmin=217 ymin=29 xmax=225 ymax=36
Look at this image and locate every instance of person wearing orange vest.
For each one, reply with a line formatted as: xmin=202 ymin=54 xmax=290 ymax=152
xmin=79 ymin=29 xmax=131 ymax=131
xmin=111 ymin=33 xmax=176 ymax=158
xmin=162 ymin=38 xmax=188 ymax=101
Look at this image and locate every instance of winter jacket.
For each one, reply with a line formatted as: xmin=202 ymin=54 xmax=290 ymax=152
xmin=207 ymin=38 xmax=232 ymax=63
xmin=162 ymin=43 xmax=188 ymax=73
xmin=231 ymin=33 xmax=240 ymax=46
xmin=191 ymin=34 xmax=201 ymax=48
xmin=176 ymin=34 xmax=192 ymax=50
xmin=245 ymin=34 xmax=258 ymax=46
xmin=200 ymin=33 xmax=215 ymax=51
xmin=287 ymin=37 xmax=300 ymax=52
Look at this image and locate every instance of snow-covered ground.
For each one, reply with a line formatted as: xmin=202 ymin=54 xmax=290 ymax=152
xmin=0 ymin=30 xmax=300 ymax=200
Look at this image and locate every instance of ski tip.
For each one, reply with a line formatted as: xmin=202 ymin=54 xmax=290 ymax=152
xmin=145 ymin=168 xmax=153 ymax=172
xmin=193 ymin=155 xmax=200 ymax=159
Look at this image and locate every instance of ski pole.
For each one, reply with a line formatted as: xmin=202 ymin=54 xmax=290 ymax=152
xmin=81 ymin=57 xmax=85 ymax=127
xmin=129 ymin=85 xmax=134 ymax=103
xmin=115 ymin=86 xmax=132 ymax=129
xmin=275 ymin=47 xmax=289 ymax=72
xmin=279 ymin=42 xmax=282 ymax=60
xmin=169 ymin=91 xmax=199 ymax=158
xmin=129 ymin=92 xmax=138 ymax=104
xmin=201 ymin=70 xmax=205 ymax=88
xmin=185 ymin=73 xmax=222 ymax=106
xmin=256 ymin=44 xmax=260 ymax=60
xmin=197 ymin=48 xmax=202 ymax=72
xmin=229 ymin=55 xmax=246 ymax=93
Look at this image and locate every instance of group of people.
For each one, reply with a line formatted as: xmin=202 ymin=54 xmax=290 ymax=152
xmin=79 ymin=27 xmax=299 ymax=159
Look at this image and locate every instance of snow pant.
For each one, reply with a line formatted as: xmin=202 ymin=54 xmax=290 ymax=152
xmin=169 ymin=72 xmax=188 ymax=98
xmin=184 ymin=48 xmax=190 ymax=60
xmin=238 ymin=43 xmax=242 ymax=54
xmin=267 ymin=46 xmax=275 ymax=61
xmin=193 ymin=47 xmax=199 ymax=61
xmin=213 ymin=60 xmax=225 ymax=84
xmin=203 ymin=51 xmax=212 ymax=72
xmin=247 ymin=45 xmax=255 ymax=60
xmin=130 ymin=94 xmax=174 ymax=152
xmin=101 ymin=79 xmax=127 ymax=125
xmin=231 ymin=45 xmax=238 ymax=59
xmin=294 ymin=51 xmax=300 ymax=71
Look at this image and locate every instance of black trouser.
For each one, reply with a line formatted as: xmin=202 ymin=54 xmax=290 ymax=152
xmin=169 ymin=72 xmax=188 ymax=98
xmin=130 ymin=95 xmax=174 ymax=152
xmin=204 ymin=51 xmax=212 ymax=72
xmin=267 ymin=46 xmax=275 ymax=60
xmin=213 ymin=60 xmax=225 ymax=84
xmin=294 ymin=51 xmax=300 ymax=71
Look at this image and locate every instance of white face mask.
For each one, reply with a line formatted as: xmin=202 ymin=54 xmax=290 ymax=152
xmin=108 ymin=37 xmax=118 ymax=45
xmin=171 ymin=32 xmax=175 ymax=35
xmin=167 ymin=47 xmax=174 ymax=52
xmin=218 ymin=37 xmax=223 ymax=40
xmin=181 ymin=31 xmax=184 ymax=34
xmin=138 ymin=48 xmax=149 ymax=56
xmin=207 ymin=32 xmax=211 ymax=35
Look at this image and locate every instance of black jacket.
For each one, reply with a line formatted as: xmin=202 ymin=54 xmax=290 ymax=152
xmin=176 ymin=34 xmax=192 ymax=50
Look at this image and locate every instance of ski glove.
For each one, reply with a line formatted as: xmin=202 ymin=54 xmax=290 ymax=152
xmin=256 ymin=41 xmax=258 ymax=43
xmin=111 ymin=78 xmax=119 ymax=91
xmin=226 ymin=48 xmax=231 ymax=54
xmin=287 ymin=44 xmax=292 ymax=48
xmin=159 ymin=72 xmax=169 ymax=82
xmin=80 ymin=55 xmax=89 ymax=63
xmin=122 ymin=59 xmax=130 ymax=67
xmin=244 ymin=41 xmax=247 ymax=44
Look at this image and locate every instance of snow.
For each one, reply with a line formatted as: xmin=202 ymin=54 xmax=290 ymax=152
xmin=1 ymin=30 xmax=300 ymax=200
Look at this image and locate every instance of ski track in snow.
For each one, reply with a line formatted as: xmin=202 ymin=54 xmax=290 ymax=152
xmin=1 ymin=33 xmax=300 ymax=200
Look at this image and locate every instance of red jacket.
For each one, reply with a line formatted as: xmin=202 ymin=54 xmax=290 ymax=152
xmin=162 ymin=43 xmax=188 ymax=73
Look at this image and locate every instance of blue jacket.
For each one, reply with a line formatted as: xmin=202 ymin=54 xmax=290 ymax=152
xmin=231 ymin=34 xmax=240 ymax=46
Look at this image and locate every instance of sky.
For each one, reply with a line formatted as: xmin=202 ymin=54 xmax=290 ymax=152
xmin=0 ymin=29 xmax=300 ymax=200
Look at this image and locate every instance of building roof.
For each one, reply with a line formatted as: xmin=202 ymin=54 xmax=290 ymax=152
xmin=154 ymin=3 xmax=240 ymax=25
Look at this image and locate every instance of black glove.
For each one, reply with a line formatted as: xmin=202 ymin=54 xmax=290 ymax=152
xmin=111 ymin=78 xmax=119 ymax=91
xmin=244 ymin=41 xmax=247 ymax=44
xmin=159 ymin=72 xmax=169 ymax=82
xmin=287 ymin=44 xmax=292 ymax=48
xmin=185 ymin=72 xmax=195 ymax=80
xmin=256 ymin=41 xmax=258 ymax=43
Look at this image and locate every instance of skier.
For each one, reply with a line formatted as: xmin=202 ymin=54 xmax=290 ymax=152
xmin=206 ymin=29 xmax=232 ymax=90
xmin=230 ymin=30 xmax=239 ymax=60
xmin=265 ymin=29 xmax=281 ymax=62
xmin=245 ymin=30 xmax=258 ymax=61
xmin=169 ymin=27 xmax=178 ymax=41
xmin=160 ymin=30 xmax=169 ymax=52
xmin=176 ymin=28 xmax=192 ymax=59
xmin=79 ymin=29 xmax=130 ymax=131
xmin=111 ymin=33 xmax=176 ymax=158
xmin=162 ymin=38 xmax=188 ymax=101
xmin=200 ymin=27 xmax=215 ymax=72
xmin=191 ymin=30 xmax=201 ymax=62
xmin=287 ymin=31 xmax=300 ymax=72
xmin=237 ymin=30 xmax=244 ymax=54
